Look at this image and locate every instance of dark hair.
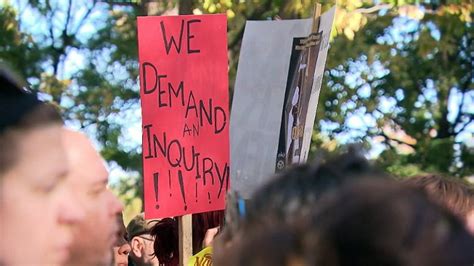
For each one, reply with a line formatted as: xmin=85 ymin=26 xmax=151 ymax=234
xmin=214 ymin=223 xmax=304 ymax=266
xmin=192 ymin=210 xmax=224 ymax=253
xmin=0 ymin=66 xmax=62 ymax=174
xmin=404 ymin=174 xmax=474 ymax=219
xmin=303 ymin=179 xmax=474 ymax=266
xmin=246 ymin=149 xmax=387 ymax=225
xmin=215 ymin=179 xmax=474 ymax=266
xmin=214 ymin=151 xmax=387 ymax=265
xmin=0 ymin=64 xmax=40 ymax=132
xmin=150 ymin=218 xmax=179 ymax=266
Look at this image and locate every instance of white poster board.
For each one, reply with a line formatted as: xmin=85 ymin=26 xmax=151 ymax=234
xmin=230 ymin=7 xmax=336 ymax=198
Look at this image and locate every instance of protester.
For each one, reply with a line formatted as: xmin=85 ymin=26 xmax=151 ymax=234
xmin=215 ymin=150 xmax=385 ymax=264
xmin=62 ymin=129 xmax=123 ymax=265
xmin=215 ymin=150 xmax=474 ymax=266
xmin=114 ymin=240 xmax=131 ymax=266
xmin=192 ymin=210 xmax=224 ymax=252
xmin=215 ymin=178 xmax=474 ymax=266
xmin=215 ymin=150 xmax=383 ymax=260
xmin=150 ymin=218 xmax=179 ymax=266
xmin=127 ymin=213 xmax=160 ymax=266
xmin=245 ymin=148 xmax=386 ymax=226
xmin=404 ymin=174 xmax=474 ymax=234
xmin=0 ymin=66 xmax=84 ymax=265
xmin=113 ymin=214 xmax=131 ymax=266
xmin=188 ymin=226 xmax=220 ymax=266
xmin=303 ymin=179 xmax=474 ymax=266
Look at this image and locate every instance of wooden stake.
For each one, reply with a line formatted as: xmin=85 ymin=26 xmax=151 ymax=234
xmin=178 ymin=214 xmax=193 ymax=266
xmin=311 ymin=3 xmax=322 ymax=33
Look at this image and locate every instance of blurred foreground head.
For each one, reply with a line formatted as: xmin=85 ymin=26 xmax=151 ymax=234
xmin=215 ymin=150 xmax=386 ymax=264
xmin=404 ymin=174 xmax=474 ymax=234
xmin=62 ymin=129 xmax=123 ymax=265
xmin=216 ymin=179 xmax=474 ymax=266
xmin=247 ymin=149 xmax=386 ymax=227
xmin=0 ymin=65 xmax=83 ymax=265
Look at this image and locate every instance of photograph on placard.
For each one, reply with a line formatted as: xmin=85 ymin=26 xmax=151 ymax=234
xmin=275 ymin=32 xmax=322 ymax=171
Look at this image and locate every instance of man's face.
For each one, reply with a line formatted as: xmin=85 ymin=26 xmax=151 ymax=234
xmin=63 ymin=130 xmax=123 ymax=265
xmin=0 ymin=125 xmax=83 ymax=265
xmin=113 ymin=243 xmax=131 ymax=266
xmin=130 ymin=234 xmax=159 ymax=266
xmin=141 ymin=234 xmax=159 ymax=265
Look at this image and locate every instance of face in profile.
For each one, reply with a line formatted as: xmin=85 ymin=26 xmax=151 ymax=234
xmin=113 ymin=214 xmax=131 ymax=266
xmin=63 ymin=129 xmax=123 ymax=265
xmin=0 ymin=124 xmax=84 ymax=265
xmin=113 ymin=243 xmax=131 ymax=266
xmin=130 ymin=233 xmax=158 ymax=266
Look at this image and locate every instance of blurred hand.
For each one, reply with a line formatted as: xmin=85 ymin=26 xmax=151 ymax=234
xmin=202 ymin=227 xmax=220 ymax=247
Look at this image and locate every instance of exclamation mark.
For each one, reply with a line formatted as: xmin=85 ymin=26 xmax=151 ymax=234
xmin=195 ymin=182 xmax=198 ymax=203
xmin=177 ymin=170 xmax=187 ymax=211
xmin=208 ymin=192 xmax=211 ymax=204
xmin=153 ymin=172 xmax=160 ymax=209
xmin=168 ymin=170 xmax=172 ymax=197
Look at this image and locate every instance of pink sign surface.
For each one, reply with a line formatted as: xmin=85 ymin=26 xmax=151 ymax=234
xmin=137 ymin=14 xmax=229 ymax=219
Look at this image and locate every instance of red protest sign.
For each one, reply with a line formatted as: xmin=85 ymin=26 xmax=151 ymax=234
xmin=137 ymin=14 xmax=229 ymax=219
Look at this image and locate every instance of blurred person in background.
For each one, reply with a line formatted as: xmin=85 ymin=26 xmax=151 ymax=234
xmin=150 ymin=218 xmax=179 ymax=266
xmin=404 ymin=174 xmax=474 ymax=234
xmin=126 ymin=213 xmax=160 ymax=266
xmin=192 ymin=211 xmax=224 ymax=253
xmin=0 ymin=66 xmax=84 ymax=265
xmin=62 ymin=129 xmax=123 ymax=265
xmin=187 ymin=210 xmax=223 ymax=265
xmin=113 ymin=214 xmax=131 ymax=266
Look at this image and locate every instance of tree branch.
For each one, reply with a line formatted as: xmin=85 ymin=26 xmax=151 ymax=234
xmin=15 ymin=0 xmax=28 ymax=30
xmin=453 ymin=88 xmax=467 ymax=128
xmin=353 ymin=4 xmax=393 ymax=14
xmin=453 ymin=40 xmax=472 ymax=129
xmin=229 ymin=0 xmax=273 ymax=50
xmin=178 ymin=0 xmax=193 ymax=15
xmin=379 ymin=129 xmax=416 ymax=149
xmin=455 ymin=115 xmax=473 ymax=135
xmin=72 ymin=2 xmax=96 ymax=36
xmin=47 ymin=8 xmax=55 ymax=47
xmin=63 ymin=0 xmax=73 ymax=36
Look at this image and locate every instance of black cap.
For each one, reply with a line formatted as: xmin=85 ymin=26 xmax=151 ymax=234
xmin=0 ymin=65 xmax=41 ymax=133
xmin=126 ymin=213 xmax=160 ymax=241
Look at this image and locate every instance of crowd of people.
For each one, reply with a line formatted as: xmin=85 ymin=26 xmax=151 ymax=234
xmin=1 ymin=63 xmax=474 ymax=266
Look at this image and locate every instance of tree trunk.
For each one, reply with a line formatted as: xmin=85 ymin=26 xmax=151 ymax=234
xmin=178 ymin=0 xmax=193 ymax=15
xmin=278 ymin=0 xmax=298 ymax=19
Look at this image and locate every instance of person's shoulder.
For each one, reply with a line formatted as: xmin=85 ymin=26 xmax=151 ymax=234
xmin=188 ymin=246 xmax=213 ymax=266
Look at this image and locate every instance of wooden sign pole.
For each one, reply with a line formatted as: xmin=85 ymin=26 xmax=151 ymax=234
xmin=312 ymin=2 xmax=322 ymax=33
xmin=179 ymin=214 xmax=193 ymax=266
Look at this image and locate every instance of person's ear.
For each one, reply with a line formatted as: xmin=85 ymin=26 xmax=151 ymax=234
xmin=131 ymin=237 xmax=143 ymax=257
